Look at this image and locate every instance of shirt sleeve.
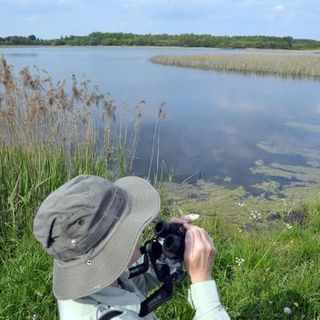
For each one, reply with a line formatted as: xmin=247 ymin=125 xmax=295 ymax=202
xmin=58 ymin=298 xmax=98 ymax=320
xmin=58 ymin=299 xmax=150 ymax=320
xmin=188 ymin=280 xmax=230 ymax=320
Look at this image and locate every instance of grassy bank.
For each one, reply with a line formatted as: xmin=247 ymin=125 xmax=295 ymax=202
xmin=151 ymin=54 xmax=320 ymax=80
xmin=159 ymin=195 xmax=320 ymax=320
xmin=0 ymin=57 xmax=143 ymax=319
xmin=1 ymin=58 xmax=319 ymax=319
xmin=0 ymin=146 xmax=111 ymax=320
xmin=1 ymin=146 xmax=319 ymax=319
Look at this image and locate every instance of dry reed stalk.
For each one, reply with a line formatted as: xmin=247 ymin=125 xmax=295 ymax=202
xmin=147 ymin=102 xmax=166 ymax=183
xmin=0 ymin=56 xmax=142 ymax=176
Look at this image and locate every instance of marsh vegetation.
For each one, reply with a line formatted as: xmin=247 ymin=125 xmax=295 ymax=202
xmin=0 ymin=57 xmax=162 ymax=318
xmin=0 ymin=55 xmax=145 ymax=177
xmin=151 ymin=53 xmax=320 ymax=79
xmin=0 ymin=57 xmax=319 ymax=319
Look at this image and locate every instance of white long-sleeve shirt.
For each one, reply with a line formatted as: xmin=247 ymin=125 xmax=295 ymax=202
xmin=58 ymin=258 xmax=230 ymax=320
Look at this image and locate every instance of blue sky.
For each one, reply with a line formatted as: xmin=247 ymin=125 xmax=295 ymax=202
xmin=0 ymin=0 xmax=319 ymax=40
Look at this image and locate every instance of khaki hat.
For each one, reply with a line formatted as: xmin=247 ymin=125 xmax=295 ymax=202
xmin=33 ymin=175 xmax=160 ymax=300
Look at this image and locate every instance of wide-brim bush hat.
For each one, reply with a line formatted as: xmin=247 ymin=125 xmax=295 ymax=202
xmin=33 ymin=175 xmax=160 ymax=300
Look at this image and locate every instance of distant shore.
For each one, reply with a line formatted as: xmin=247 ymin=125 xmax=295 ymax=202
xmin=1 ymin=45 xmax=320 ymax=52
xmin=1 ymin=33 xmax=320 ymax=50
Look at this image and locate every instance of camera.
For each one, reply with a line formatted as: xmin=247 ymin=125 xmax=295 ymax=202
xmin=154 ymin=221 xmax=186 ymax=261
xmin=128 ymin=220 xmax=186 ymax=317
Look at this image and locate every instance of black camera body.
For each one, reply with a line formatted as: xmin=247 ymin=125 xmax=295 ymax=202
xmin=128 ymin=220 xmax=186 ymax=317
xmin=154 ymin=221 xmax=186 ymax=261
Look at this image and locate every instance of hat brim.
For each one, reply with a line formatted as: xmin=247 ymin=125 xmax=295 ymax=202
xmin=53 ymin=176 xmax=160 ymax=300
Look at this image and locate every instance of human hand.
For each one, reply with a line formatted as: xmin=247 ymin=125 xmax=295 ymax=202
xmin=183 ymin=224 xmax=216 ymax=284
xmin=169 ymin=213 xmax=200 ymax=225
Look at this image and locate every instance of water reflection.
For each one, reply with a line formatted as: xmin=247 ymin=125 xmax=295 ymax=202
xmin=1 ymin=46 xmax=320 ymax=193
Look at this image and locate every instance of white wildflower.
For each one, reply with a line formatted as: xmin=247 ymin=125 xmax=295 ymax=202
xmin=249 ymin=210 xmax=262 ymax=220
xmin=283 ymin=307 xmax=292 ymax=314
xmin=235 ymin=257 xmax=245 ymax=266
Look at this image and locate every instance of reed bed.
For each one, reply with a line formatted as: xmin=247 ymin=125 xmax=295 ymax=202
xmin=0 ymin=57 xmax=168 ymax=319
xmin=151 ymin=54 xmax=320 ymax=79
xmin=0 ymin=56 xmax=144 ymax=177
xmin=0 ymin=55 xmax=155 ymax=241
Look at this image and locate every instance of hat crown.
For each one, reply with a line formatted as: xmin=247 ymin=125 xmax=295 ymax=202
xmin=33 ymin=175 xmax=127 ymax=262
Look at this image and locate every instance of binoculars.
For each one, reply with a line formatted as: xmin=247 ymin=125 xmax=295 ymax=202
xmin=154 ymin=221 xmax=186 ymax=261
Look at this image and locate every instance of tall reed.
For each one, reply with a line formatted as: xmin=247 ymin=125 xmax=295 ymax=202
xmin=151 ymin=54 xmax=320 ymax=79
xmin=0 ymin=57 xmax=157 ymax=319
xmin=0 ymin=56 xmax=143 ymax=174
xmin=0 ymin=56 xmax=144 ymax=240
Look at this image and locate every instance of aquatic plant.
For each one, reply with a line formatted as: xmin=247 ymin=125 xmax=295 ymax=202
xmin=151 ymin=53 xmax=320 ymax=80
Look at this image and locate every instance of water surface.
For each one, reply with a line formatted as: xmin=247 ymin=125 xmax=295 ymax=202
xmin=1 ymin=46 xmax=320 ymax=195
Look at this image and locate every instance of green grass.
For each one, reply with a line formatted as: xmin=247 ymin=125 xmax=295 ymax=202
xmin=1 ymin=57 xmax=319 ymax=319
xmin=0 ymin=57 xmax=144 ymax=319
xmin=1 ymin=146 xmax=319 ymax=319
xmin=151 ymin=54 xmax=320 ymax=80
xmin=156 ymin=199 xmax=320 ymax=319
xmin=0 ymin=145 xmax=113 ymax=320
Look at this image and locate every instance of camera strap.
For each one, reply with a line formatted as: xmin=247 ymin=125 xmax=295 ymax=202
xmin=127 ymin=238 xmax=185 ymax=317
xmin=139 ymin=278 xmax=173 ymax=317
xmin=128 ymin=247 xmax=149 ymax=279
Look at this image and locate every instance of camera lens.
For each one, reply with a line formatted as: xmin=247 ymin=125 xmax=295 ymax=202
xmin=155 ymin=221 xmax=170 ymax=237
xmin=163 ymin=234 xmax=184 ymax=260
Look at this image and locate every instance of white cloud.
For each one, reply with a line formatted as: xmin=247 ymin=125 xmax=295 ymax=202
xmin=273 ymin=5 xmax=284 ymax=12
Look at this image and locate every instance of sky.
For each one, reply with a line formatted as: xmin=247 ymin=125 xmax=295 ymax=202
xmin=0 ymin=0 xmax=319 ymax=40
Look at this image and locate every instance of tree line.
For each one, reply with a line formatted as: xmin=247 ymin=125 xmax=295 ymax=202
xmin=1 ymin=33 xmax=320 ymax=50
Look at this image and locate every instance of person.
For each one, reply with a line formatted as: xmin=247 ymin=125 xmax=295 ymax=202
xmin=33 ymin=175 xmax=230 ymax=319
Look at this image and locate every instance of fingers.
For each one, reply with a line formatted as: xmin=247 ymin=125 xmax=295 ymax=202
xmin=201 ymin=229 xmax=214 ymax=246
xmin=170 ymin=218 xmax=190 ymax=225
xmin=182 ymin=224 xmax=216 ymax=283
xmin=188 ymin=213 xmax=200 ymax=221
xmin=183 ymin=227 xmax=194 ymax=258
xmin=170 ymin=213 xmax=200 ymax=225
xmin=184 ymin=224 xmax=215 ymax=253
xmin=172 ymin=221 xmax=215 ymax=254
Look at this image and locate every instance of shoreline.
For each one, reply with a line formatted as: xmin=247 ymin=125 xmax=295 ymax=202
xmin=0 ymin=45 xmax=319 ymax=54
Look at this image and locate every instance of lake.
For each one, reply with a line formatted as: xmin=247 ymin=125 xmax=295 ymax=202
xmin=1 ymin=46 xmax=320 ymax=196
